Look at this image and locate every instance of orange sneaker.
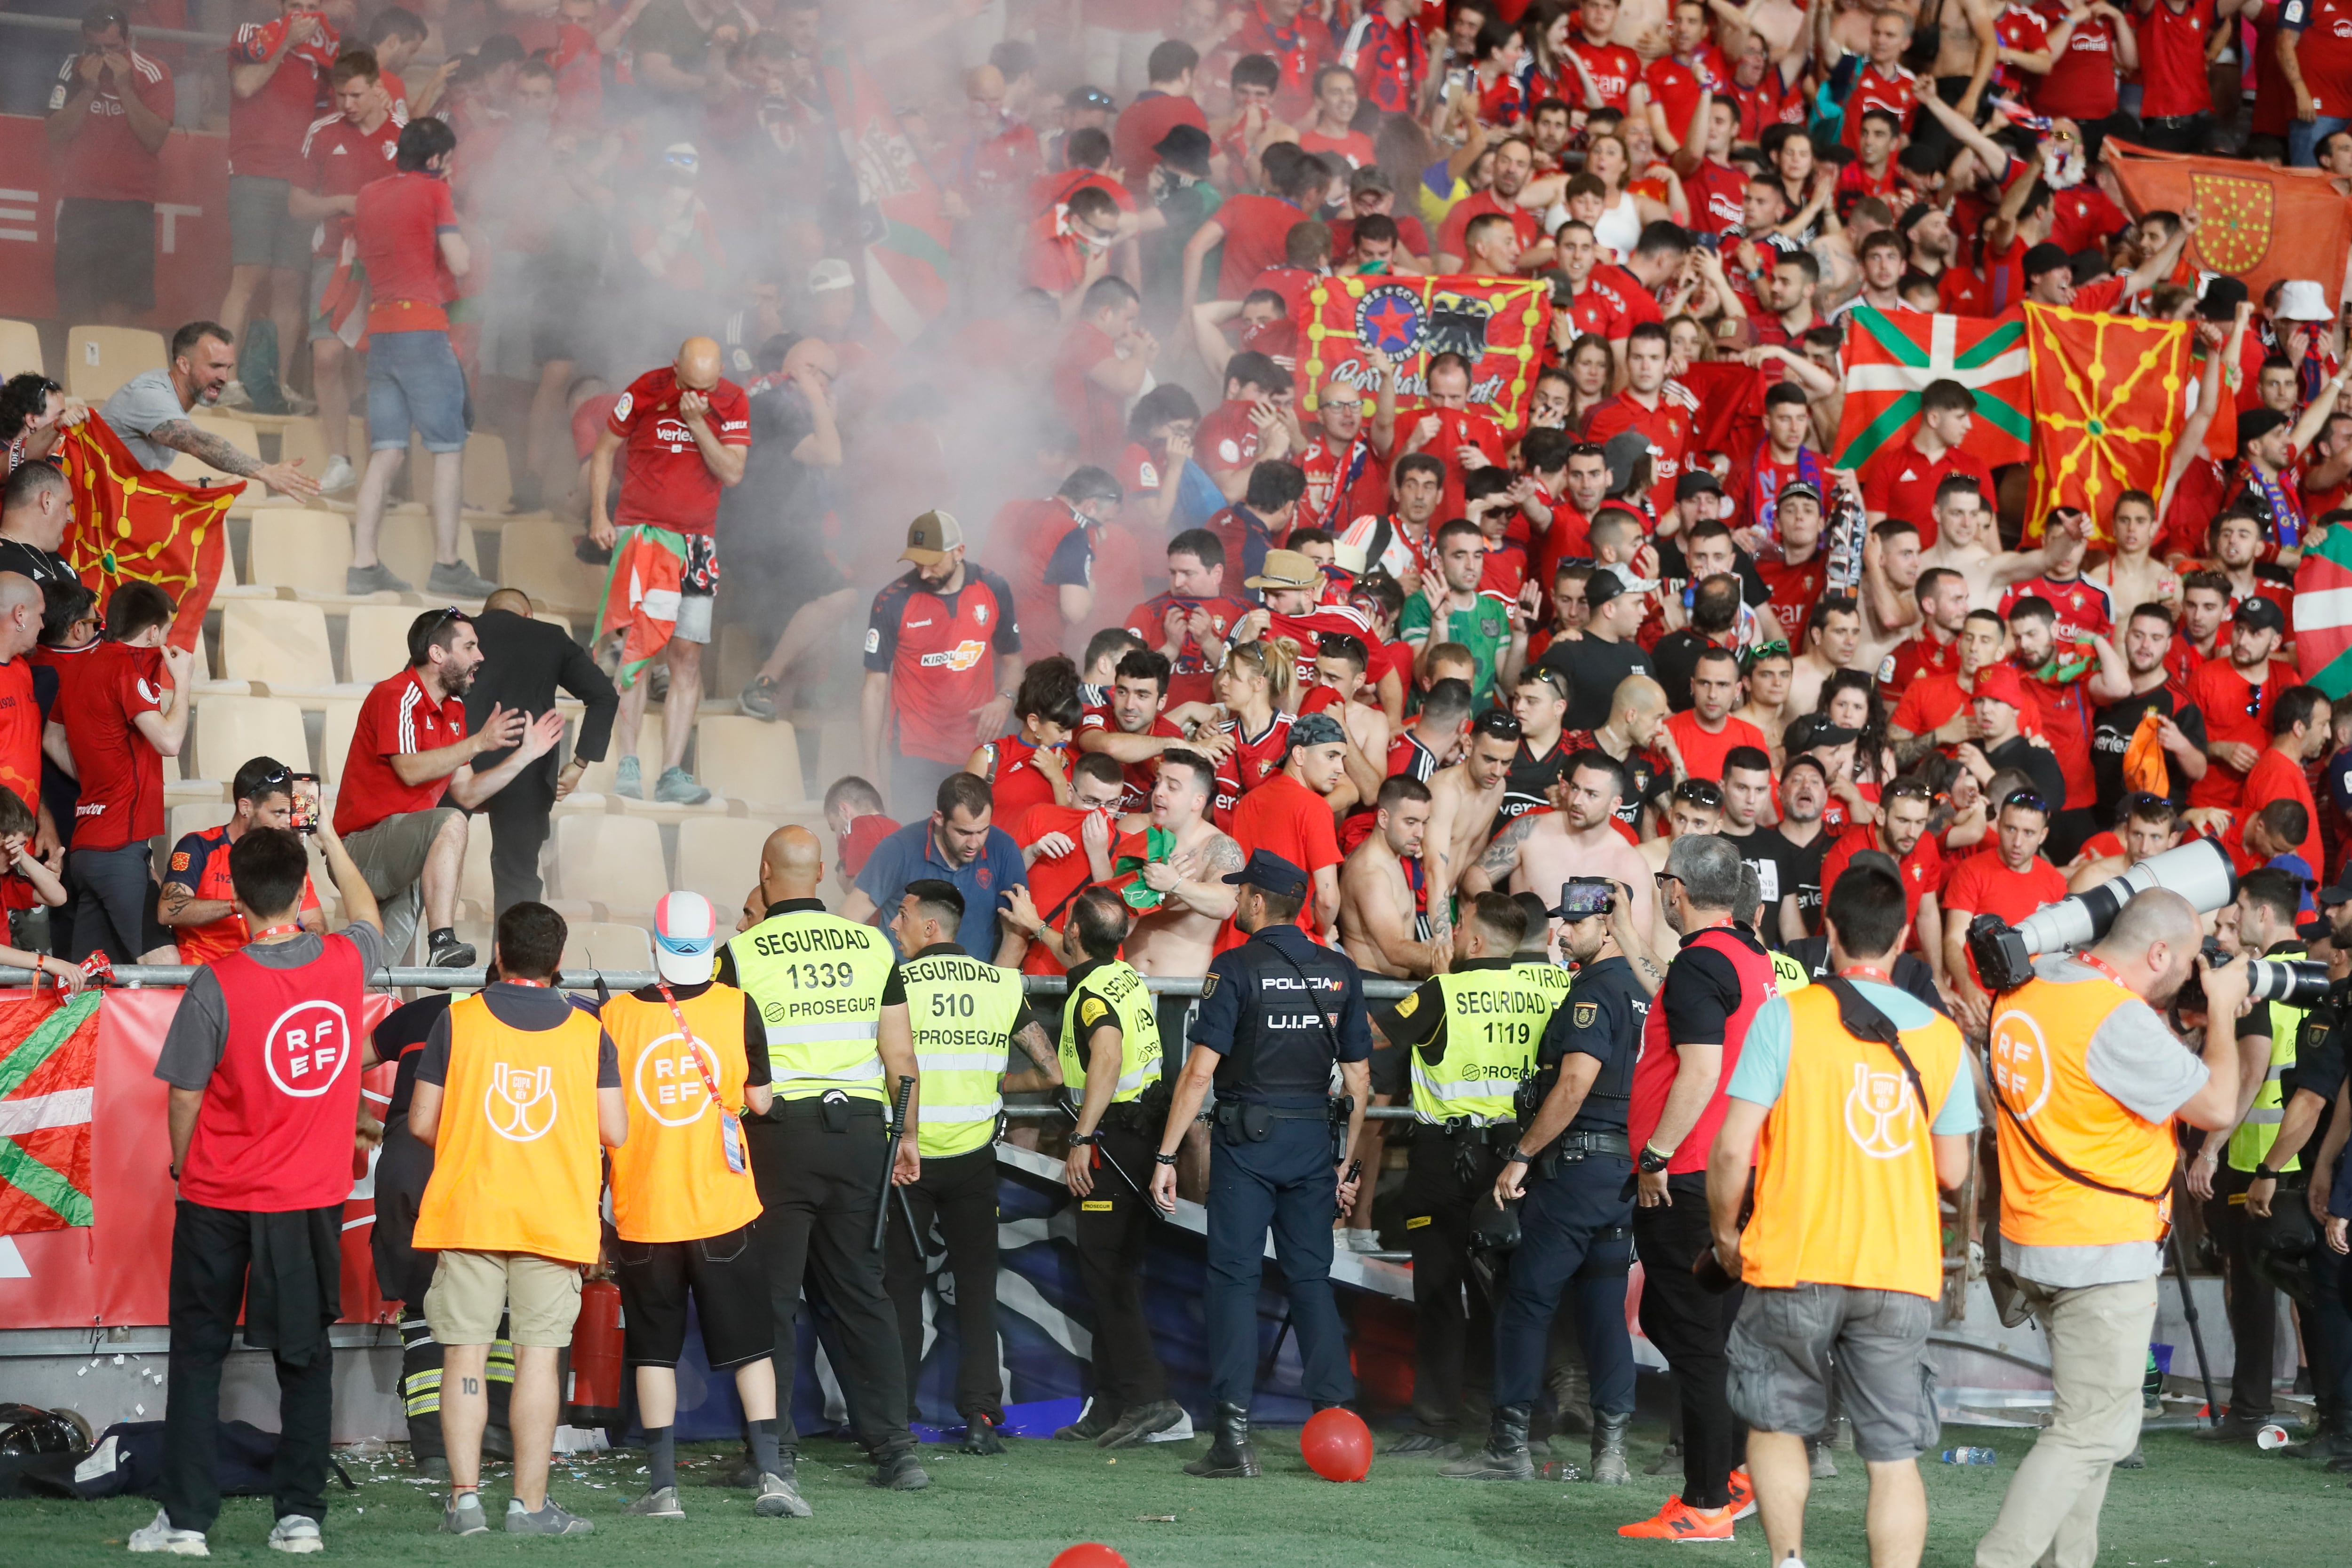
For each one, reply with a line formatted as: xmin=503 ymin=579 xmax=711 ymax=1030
xmin=1617 ymin=1496 xmax=1736 ymax=1542
xmin=1726 ymin=1468 xmax=1756 ymax=1521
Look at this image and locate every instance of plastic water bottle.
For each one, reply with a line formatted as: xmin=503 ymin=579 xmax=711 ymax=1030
xmin=1940 ymin=1447 xmax=1997 ymax=1465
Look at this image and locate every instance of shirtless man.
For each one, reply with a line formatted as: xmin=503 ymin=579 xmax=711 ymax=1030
xmin=1460 ymin=751 xmax=1654 ymax=937
xmin=1734 ymin=644 xmax=1794 ymax=761
xmin=1339 ymin=776 xmax=1450 ymax=977
xmin=1307 ymin=634 xmax=1393 ymax=805
xmin=1786 ymin=595 xmax=1861 ymax=721
xmin=1919 ymin=474 xmax=2074 ymax=610
xmin=1633 ymin=778 xmax=1727 ymax=959
xmin=1423 ymin=710 xmax=1520 ymax=918
xmin=2085 ymin=490 xmax=2180 ymax=616
xmin=1850 ymin=516 xmax=1925 ymax=681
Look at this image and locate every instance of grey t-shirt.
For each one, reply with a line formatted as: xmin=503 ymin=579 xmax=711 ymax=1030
xmin=154 ymin=922 xmax=390 ymax=1090
xmin=98 ymin=369 xmax=193 ymax=473
xmin=416 ymin=982 xmax=621 ymax=1088
xmin=1999 ymin=956 xmax=2211 ymax=1290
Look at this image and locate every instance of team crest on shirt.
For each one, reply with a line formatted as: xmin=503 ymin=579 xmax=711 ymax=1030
xmin=170 ymin=851 xmax=190 ymax=871
xmin=977 ymin=867 xmax=993 ymax=889
xmin=975 ymin=602 xmax=989 ymax=625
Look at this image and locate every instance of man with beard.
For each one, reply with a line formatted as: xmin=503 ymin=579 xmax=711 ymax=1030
xmin=1462 ymin=751 xmax=1655 ymax=941
xmin=863 ymin=512 xmax=1026 ymax=817
xmin=1888 ymin=609 xmax=2021 ymax=768
xmin=1077 ymin=649 xmax=1207 ymax=815
xmin=1767 ymin=753 xmax=1834 ymax=940
xmin=2186 ymin=597 xmax=2298 ymax=811
xmin=1540 ymin=570 xmax=1655 ymax=733
xmin=2088 ymin=604 xmax=2209 ymax=819
xmin=1337 ymin=453 xmax=1446 ymax=592
xmin=1340 ymin=775 xmax=1447 ymax=977
xmin=1880 ymin=567 xmax=1969 ymax=704
xmin=1297 ymin=356 xmax=1398 ymax=533
xmin=2167 ymin=570 xmax=2232 ymax=697
xmin=1425 ymin=709 xmax=1522 ymax=920
xmin=1941 ymin=784 xmax=2072 ymax=1033
xmin=1085 ymin=749 xmax=1242 ymax=977
xmin=1434 ymin=135 xmax=1551 ymax=273
xmin=2005 ymin=594 xmax=2128 ymax=859
xmin=1815 ymin=778 xmax=1946 ymax=968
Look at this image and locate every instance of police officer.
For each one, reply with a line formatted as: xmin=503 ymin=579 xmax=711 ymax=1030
xmin=1149 ymin=850 xmax=1372 ymax=1478
xmin=1056 ymin=887 xmax=1189 ymax=1448
xmin=1374 ymin=891 xmax=1549 ymax=1457
xmin=1446 ymin=878 xmax=1647 ymax=1485
xmin=717 ymin=825 xmax=930 ymax=1493
xmin=882 ymin=879 xmax=1062 ymax=1455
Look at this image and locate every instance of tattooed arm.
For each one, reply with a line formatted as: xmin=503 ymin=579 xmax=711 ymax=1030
xmin=1002 ymin=1019 xmax=1065 ymax=1093
xmin=146 ymin=419 xmax=321 ymax=500
xmin=1456 ymin=812 xmax=1537 ymax=898
xmin=1166 ymin=832 xmax=1244 ymax=919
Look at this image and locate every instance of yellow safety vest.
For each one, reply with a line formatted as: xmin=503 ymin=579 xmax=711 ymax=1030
xmin=900 ymin=949 xmax=1027 ymax=1159
xmin=1409 ymin=966 xmax=1545 ymax=1125
xmin=1058 ymin=958 xmax=1164 ymax=1105
xmin=1513 ymin=956 xmax=1574 ymax=1015
xmin=2229 ymin=945 xmax=2307 ymax=1173
xmin=727 ymin=911 xmax=898 ymax=1104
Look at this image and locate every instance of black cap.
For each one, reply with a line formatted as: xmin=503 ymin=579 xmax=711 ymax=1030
xmin=1583 ymin=566 xmax=1629 ymax=610
xmin=2023 ymin=241 xmax=2073 ymax=280
xmin=1223 ymin=848 xmax=1310 ymax=898
xmin=1153 ymin=123 xmax=1213 ymax=176
xmin=1066 ymin=85 xmax=1116 ymax=111
xmin=1675 ymin=470 xmax=1723 ymax=501
xmin=2238 ymin=406 xmax=2290 ymax=451
xmin=2234 ymin=594 xmax=2287 ymax=634
xmin=2316 ymin=879 xmax=2352 ymax=909
xmin=1779 ymin=479 xmax=1822 ymax=508
xmin=2200 ymin=276 xmax=2249 ymax=322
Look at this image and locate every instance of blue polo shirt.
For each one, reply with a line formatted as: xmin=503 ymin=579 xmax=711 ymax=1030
xmin=854 ymin=817 xmax=1027 ymax=958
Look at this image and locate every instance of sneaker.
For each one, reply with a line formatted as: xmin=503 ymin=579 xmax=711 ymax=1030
xmin=266 ymin=1516 xmax=322 ymax=1555
xmin=1055 ymin=1399 xmax=1120 ymax=1441
xmin=1616 ymin=1496 xmax=1735 ymax=1542
xmin=345 ymin=561 xmax=411 ymax=596
xmin=613 ymin=757 xmax=644 ymax=800
xmin=439 ymin=1495 xmax=488 ymax=1536
xmin=622 ymin=1487 xmax=683 ymax=1518
xmin=961 ymin=1415 xmax=1005 ymax=1455
xmin=1343 ymin=1227 xmax=1383 ymax=1252
xmin=429 ymin=932 xmax=477 ymax=968
xmin=655 ymin=767 xmax=713 ymax=806
xmin=282 ymin=390 xmax=319 ymax=416
xmin=1726 ymin=1467 xmax=1756 ymax=1521
xmin=427 ymin=560 xmax=501 ymax=601
xmin=869 ymin=1450 xmax=930 ymax=1490
xmin=1808 ymin=1440 xmax=1837 ymax=1480
xmin=318 ymin=455 xmax=357 ymax=494
xmin=505 ymin=1500 xmax=594 ymax=1536
xmin=753 ymin=1471 xmax=810 ymax=1518
xmin=2196 ymin=1411 xmax=2272 ymax=1443
xmin=1384 ymin=1432 xmax=1456 ymax=1457
xmin=215 ymin=380 xmax=252 ymax=409
xmin=739 ymin=676 xmax=781 ymax=721
xmin=128 ymin=1508 xmax=209 ymax=1555
xmin=1096 ymin=1399 xmax=1185 ymax=1449
xmin=2114 ymin=1444 xmax=2146 ymax=1470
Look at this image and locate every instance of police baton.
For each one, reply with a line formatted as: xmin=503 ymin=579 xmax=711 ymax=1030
xmin=872 ymin=1075 xmax=916 ymax=1251
xmin=1088 ymin=1135 xmax=1172 ymax=1226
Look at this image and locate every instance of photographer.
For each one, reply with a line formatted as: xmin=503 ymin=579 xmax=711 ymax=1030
xmin=1976 ymin=890 xmax=2247 ymax=1568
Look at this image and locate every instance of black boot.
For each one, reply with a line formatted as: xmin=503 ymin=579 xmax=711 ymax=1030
xmin=1440 ymin=1403 xmax=1536 ymax=1480
xmin=1184 ymin=1402 xmax=1261 ymax=1478
xmin=1589 ymin=1410 xmax=1633 ymax=1485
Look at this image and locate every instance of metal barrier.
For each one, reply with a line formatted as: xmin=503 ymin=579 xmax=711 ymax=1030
xmin=0 ymin=13 xmax=231 ymax=46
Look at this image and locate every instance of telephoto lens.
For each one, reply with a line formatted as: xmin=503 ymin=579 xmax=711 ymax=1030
xmin=2243 ymin=958 xmax=2333 ymax=1008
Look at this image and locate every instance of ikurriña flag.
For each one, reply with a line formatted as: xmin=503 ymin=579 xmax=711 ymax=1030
xmin=1831 ymin=307 xmax=2031 ymax=473
xmin=2294 ymin=523 xmax=2352 ymax=697
xmin=819 ymin=46 xmax=954 ymax=347
xmin=0 ymin=990 xmax=104 ymax=1236
xmin=2023 ymin=303 xmax=2193 ymax=545
xmin=53 ymin=416 xmax=239 ymax=654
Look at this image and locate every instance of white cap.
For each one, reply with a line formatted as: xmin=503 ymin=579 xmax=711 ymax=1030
xmin=652 ymin=891 xmax=720 ymax=985
xmin=2276 ymin=279 xmax=2333 ymax=323
xmin=808 ymin=258 xmax=857 ymax=293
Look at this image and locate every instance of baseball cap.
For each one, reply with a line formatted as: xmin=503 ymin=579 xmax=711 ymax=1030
xmin=1348 ymin=165 xmax=1395 ymax=197
xmin=808 ymin=258 xmax=856 ymax=294
xmin=1601 ymin=430 xmax=1649 ymax=496
xmin=1779 ymin=479 xmax=1823 ymax=509
xmin=1675 ymin=470 xmax=1722 ymax=501
xmin=1971 ymin=665 xmax=2028 ymax=709
xmin=2277 ymin=279 xmax=2333 ymax=323
xmin=899 ymin=509 xmax=964 ymax=565
xmin=2238 ymin=407 xmax=2290 ymax=451
xmin=2022 ymin=241 xmax=2073 ymax=280
xmin=652 ymin=890 xmax=720 ymax=984
xmin=2235 ymin=594 xmax=2288 ymax=634
xmin=1552 ymin=878 xmax=1616 ymax=920
xmin=1583 ymin=565 xmax=1630 ymax=610
xmin=2315 ymin=879 xmax=2352 ymax=909
xmin=1246 ymin=548 xmax=1322 ymax=591
xmin=1152 ymin=123 xmax=1213 ymax=176
xmin=2199 ymin=276 xmax=2249 ymax=322
xmin=1288 ymin=711 xmax=1348 ymax=751
xmin=1222 ymin=848 xmax=1309 ymax=897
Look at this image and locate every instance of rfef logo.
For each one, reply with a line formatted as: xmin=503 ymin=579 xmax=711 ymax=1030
xmin=263 ymin=1000 xmax=351 ymax=1098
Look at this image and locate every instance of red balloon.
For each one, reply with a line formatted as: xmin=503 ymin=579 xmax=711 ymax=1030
xmin=1049 ymin=1546 xmax=1128 ymax=1568
xmin=1300 ymin=1407 xmax=1374 ymax=1482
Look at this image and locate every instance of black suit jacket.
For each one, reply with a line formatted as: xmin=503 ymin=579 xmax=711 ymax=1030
xmin=464 ymin=607 xmax=619 ymax=790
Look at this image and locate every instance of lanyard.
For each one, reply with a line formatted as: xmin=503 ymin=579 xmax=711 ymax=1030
xmin=1836 ymin=965 xmax=1896 ymax=986
xmin=504 ymin=976 xmax=548 ymax=989
xmin=249 ymin=923 xmax=306 ymax=942
xmin=656 ymin=979 xmax=748 ymax=1174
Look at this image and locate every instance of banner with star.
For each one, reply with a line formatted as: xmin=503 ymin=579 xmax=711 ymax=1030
xmin=2106 ymin=141 xmax=2352 ymax=317
xmin=1829 ymin=306 xmax=2032 ymax=473
xmin=1297 ymin=275 xmax=1551 ymax=431
xmin=53 ymin=417 xmax=239 ymax=654
xmin=2023 ymin=303 xmax=2193 ymax=541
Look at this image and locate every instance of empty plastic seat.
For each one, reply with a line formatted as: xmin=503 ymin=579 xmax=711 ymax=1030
xmin=342 ymin=604 xmax=418 ymax=685
xmin=375 ymin=506 xmax=483 ymax=592
xmin=674 ymin=817 xmax=781 ymax=907
xmin=243 ymin=511 xmax=355 ymax=595
xmin=462 ymin=433 xmax=513 ymax=512
xmin=190 ymin=695 xmax=309 ymax=784
xmin=694 ymin=715 xmax=806 ymax=811
xmin=560 ymin=921 xmax=654 ymax=976
xmin=220 ymin=599 xmax=336 ymax=690
xmin=0 ymin=319 xmax=42 ymax=380
xmin=167 ymin=801 xmax=234 ymax=844
xmin=551 ymin=814 xmax=667 ymax=916
xmin=318 ymin=697 xmax=364 ymax=784
xmin=493 ymin=519 xmax=605 ymax=619
xmin=65 ymin=325 xmax=166 ymax=402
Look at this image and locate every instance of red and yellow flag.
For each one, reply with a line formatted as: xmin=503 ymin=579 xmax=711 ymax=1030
xmin=52 ymin=417 xmax=240 ymax=653
xmin=2105 ymin=141 xmax=2352 ymax=316
xmin=1297 ymin=275 xmax=1551 ymax=430
xmin=2024 ymin=303 xmax=2193 ymax=537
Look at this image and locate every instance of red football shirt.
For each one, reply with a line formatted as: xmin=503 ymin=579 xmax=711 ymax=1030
xmin=164 ymin=825 xmax=322 ymax=964
xmin=606 ymin=366 xmax=754 ymax=535
xmin=1079 ymin=703 xmax=1185 ymax=814
xmin=2034 ymin=3 xmax=2123 ymax=119
xmin=54 ymin=49 xmax=174 ymax=203
xmin=302 ymin=109 xmax=403 ymax=258
xmin=335 ymin=668 xmax=467 ymax=836
xmin=2186 ymin=655 xmax=2297 ymax=808
xmin=1841 ymin=63 xmax=1918 ymax=151
xmin=1999 ymin=575 xmax=2116 ymax=644
xmin=1051 ymin=320 xmax=1126 ymax=464
xmin=1662 ymin=711 xmax=1771 ymax=784
xmin=1819 ymin=822 xmax=1946 ymax=934
xmin=1941 ymin=850 xmax=2069 ymax=984
xmin=2237 ymin=747 xmax=2323 ymax=873
xmin=1860 ymin=437 xmax=1994 ymax=549
xmin=60 ymin=641 xmax=166 ymax=852
xmin=227 ymin=18 xmax=333 ymax=182
xmin=1229 ymin=770 xmax=1341 ymax=934
xmin=0 ymin=660 xmax=39 ymax=837
xmin=984 ymin=733 xmax=1068 ymax=834
xmin=839 ymin=814 xmax=900 ymax=880
xmin=1584 ymin=389 xmax=1694 ymax=489
xmin=1434 ymin=190 xmax=1542 ymax=265
xmin=1758 ymin=553 xmax=1830 ymax=646
xmin=1214 ymin=193 xmax=1307 ymax=298
xmin=2138 ymin=0 xmax=2217 ymax=119
xmin=1878 ymin=628 xmax=1961 ymax=702
xmin=866 ymin=565 xmax=1025 ymax=766
xmin=353 ymin=170 xmax=458 ymax=332
xmin=1213 ymin=710 xmax=1296 ymax=824
xmin=1113 ymin=91 xmax=1208 ymax=195
xmin=1569 ymin=38 xmax=1643 ymax=110
xmin=1124 ymin=593 xmax=1252 ymax=708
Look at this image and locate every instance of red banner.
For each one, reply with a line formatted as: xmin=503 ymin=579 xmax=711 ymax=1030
xmin=1297 ymin=274 xmax=1552 ymax=431
xmin=0 ymin=988 xmax=397 ymax=1329
xmin=2106 ymin=140 xmax=2352 ymax=317
xmin=55 ymin=418 xmax=238 ymax=653
xmin=0 ymin=116 xmax=232 ymax=330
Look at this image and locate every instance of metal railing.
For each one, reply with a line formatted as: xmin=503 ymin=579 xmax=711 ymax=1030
xmin=0 ymin=13 xmax=231 ymax=46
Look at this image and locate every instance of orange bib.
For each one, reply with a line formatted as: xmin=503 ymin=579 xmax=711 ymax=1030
xmin=604 ymin=985 xmax=762 ymax=1244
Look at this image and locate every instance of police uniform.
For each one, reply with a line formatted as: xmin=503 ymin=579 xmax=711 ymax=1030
xmin=1375 ymin=956 xmax=1548 ymax=1447
xmin=718 ymin=897 xmax=925 ymax=1486
xmin=1056 ymin=953 xmax=1185 ymax=1445
xmin=1179 ymin=851 xmax=1373 ymax=1454
xmin=2291 ymin=979 xmax=2352 ymax=1454
xmin=884 ymin=942 xmax=1032 ymax=1442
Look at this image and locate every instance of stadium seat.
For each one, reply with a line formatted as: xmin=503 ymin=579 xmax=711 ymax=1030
xmin=0 ymin=319 xmax=42 ymax=380
xmin=694 ymin=715 xmax=807 ymax=811
xmin=674 ymin=817 xmax=781 ymax=907
xmin=64 ymin=325 xmax=165 ymax=402
xmin=458 ymin=812 xmax=497 ymax=914
xmin=375 ymin=505 xmax=484 ymax=593
xmin=343 ymin=603 xmax=419 ymax=685
xmin=167 ymin=801 xmax=234 ymax=844
xmin=318 ymin=697 xmax=363 ymax=784
xmin=163 ymin=415 xmax=262 ymax=487
xmin=815 ymin=718 xmax=864 ymax=798
xmin=189 ymin=695 xmax=309 ymax=784
xmin=243 ymin=510 xmax=356 ymax=595
xmin=560 ymin=921 xmax=655 ymax=977
xmin=551 ymin=814 xmax=668 ymax=917
xmin=493 ymin=519 xmax=605 ymax=620
xmin=219 ymin=599 xmax=342 ymax=693
xmin=462 ymin=433 xmax=513 ymax=513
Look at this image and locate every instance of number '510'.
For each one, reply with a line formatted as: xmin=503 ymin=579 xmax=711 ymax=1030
xmin=930 ymin=992 xmax=977 ymax=1017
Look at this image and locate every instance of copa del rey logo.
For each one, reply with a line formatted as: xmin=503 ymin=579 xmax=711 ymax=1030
xmin=485 ymin=1061 xmax=559 ymax=1142
xmin=264 ymin=1001 xmax=351 ymax=1098
xmin=635 ymin=1031 xmax=719 ymax=1126
xmin=1843 ymin=1062 xmax=1916 ymax=1159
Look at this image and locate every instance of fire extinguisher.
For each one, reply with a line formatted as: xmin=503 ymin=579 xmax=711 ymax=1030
xmin=565 ymin=1278 xmax=625 ymax=1431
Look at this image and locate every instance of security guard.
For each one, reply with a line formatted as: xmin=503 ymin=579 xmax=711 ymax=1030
xmin=1149 ymin=850 xmax=1372 ymax=1478
xmin=882 ymin=879 xmax=1062 ymax=1455
xmin=1447 ymin=879 xmax=1646 ymax=1485
xmin=1374 ymin=891 xmax=1548 ymax=1456
xmin=1512 ymin=890 xmax=1574 ymax=1010
xmin=1056 ymin=887 xmax=1189 ymax=1448
xmin=716 ymin=825 xmax=930 ymax=1493
xmin=2193 ymin=865 xmax=2311 ymax=1441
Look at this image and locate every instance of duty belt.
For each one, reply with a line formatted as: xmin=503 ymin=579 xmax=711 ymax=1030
xmin=1554 ymin=1130 xmax=1631 ymax=1158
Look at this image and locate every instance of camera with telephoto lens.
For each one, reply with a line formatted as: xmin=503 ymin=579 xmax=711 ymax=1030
xmin=2176 ymin=937 xmax=2333 ymax=1015
xmin=1968 ymin=838 xmax=2239 ymax=993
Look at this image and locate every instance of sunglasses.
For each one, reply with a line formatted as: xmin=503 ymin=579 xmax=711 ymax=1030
xmin=1886 ymin=780 xmax=1934 ymax=803
xmin=1673 ymin=780 xmax=1724 ymax=808
xmin=1475 ymin=712 xmax=1524 ymax=739
xmin=1741 ymin=639 xmax=1791 ymax=671
xmin=2002 ymin=789 xmax=2050 ymax=816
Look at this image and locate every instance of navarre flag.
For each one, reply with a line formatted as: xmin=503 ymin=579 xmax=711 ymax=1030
xmin=593 ymin=524 xmax=688 ymax=690
xmin=1297 ymin=274 xmax=1551 ymax=431
xmin=2024 ymin=303 xmax=2193 ymax=544
xmin=54 ymin=417 xmax=240 ymax=653
xmin=2295 ymin=525 xmax=2352 ymax=697
xmin=819 ymin=47 xmax=954 ymax=347
xmin=2106 ymin=141 xmax=2352 ymax=317
xmin=0 ymin=990 xmax=104 ymax=1236
xmin=1830 ymin=307 xmax=2031 ymax=472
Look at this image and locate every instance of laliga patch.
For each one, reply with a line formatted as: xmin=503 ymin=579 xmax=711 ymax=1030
xmin=864 ymin=627 xmax=881 ymax=654
xmin=612 ymin=391 xmax=633 ymax=422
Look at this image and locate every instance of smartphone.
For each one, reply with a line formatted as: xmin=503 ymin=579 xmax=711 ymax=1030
xmin=290 ymin=773 xmax=321 ymax=835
